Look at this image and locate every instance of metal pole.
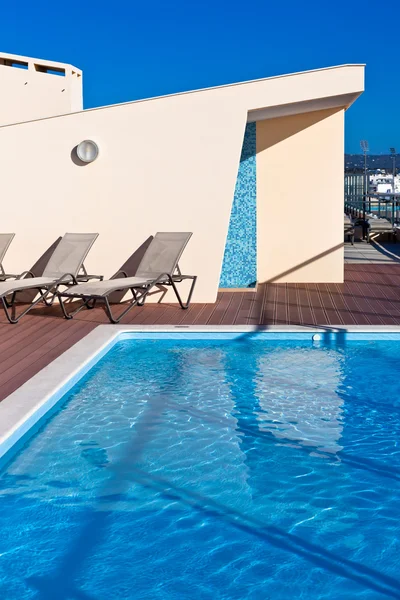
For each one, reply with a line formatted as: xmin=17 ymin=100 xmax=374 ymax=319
xmin=360 ymin=141 xmax=369 ymax=238
xmin=390 ymin=148 xmax=397 ymax=226
xmin=363 ymin=151 xmax=367 ymax=224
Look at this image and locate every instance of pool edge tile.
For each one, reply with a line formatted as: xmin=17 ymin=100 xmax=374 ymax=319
xmin=2 ymin=323 xmax=400 ymax=463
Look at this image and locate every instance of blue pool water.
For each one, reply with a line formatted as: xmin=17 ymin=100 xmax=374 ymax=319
xmin=1 ymin=335 xmax=400 ymax=599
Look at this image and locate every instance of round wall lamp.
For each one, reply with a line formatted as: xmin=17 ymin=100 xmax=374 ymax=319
xmin=76 ymin=140 xmax=99 ymax=163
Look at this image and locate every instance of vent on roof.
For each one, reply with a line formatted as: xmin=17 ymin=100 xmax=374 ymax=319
xmin=34 ymin=63 xmax=65 ymax=76
xmin=0 ymin=58 xmax=28 ymax=69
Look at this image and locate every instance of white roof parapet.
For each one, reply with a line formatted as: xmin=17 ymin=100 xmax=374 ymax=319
xmin=0 ymin=51 xmax=82 ymax=76
xmin=0 ymin=51 xmax=83 ymax=126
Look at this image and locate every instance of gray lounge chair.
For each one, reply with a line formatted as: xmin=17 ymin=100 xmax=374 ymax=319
xmin=0 ymin=233 xmax=16 ymax=281
xmin=58 ymin=232 xmax=196 ymax=324
xmin=0 ymin=232 xmax=100 ymax=323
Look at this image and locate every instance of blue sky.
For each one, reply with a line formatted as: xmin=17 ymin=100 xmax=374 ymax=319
xmin=2 ymin=0 xmax=397 ymax=153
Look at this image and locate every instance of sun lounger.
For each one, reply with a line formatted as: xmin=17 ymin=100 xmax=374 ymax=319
xmin=368 ymin=217 xmax=396 ymax=242
xmin=0 ymin=233 xmax=16 ymax=281
xmin=58 ymin=232 xmax=196 ymax=324
xmin=0 ymin=232 xmax=100 ymax=323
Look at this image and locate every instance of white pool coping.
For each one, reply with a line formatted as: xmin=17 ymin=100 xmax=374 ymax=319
xmin=2 ymin=323 xmax=400 ymax=464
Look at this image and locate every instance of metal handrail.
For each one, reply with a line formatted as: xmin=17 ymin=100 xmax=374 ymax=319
xmin=345 ymin=192 xmax=400 ymax=227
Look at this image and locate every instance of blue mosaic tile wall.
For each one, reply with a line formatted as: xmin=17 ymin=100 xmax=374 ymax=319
xmin=219 ymin=122 xmax=257 ymax=288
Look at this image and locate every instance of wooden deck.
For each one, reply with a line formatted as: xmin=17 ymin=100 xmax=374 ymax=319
xmin=2 ymin=262 xmax=400 ymax=402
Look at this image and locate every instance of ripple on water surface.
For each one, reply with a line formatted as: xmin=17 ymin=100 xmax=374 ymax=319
xmin=1 ymin=338 xmax=400 ymax=599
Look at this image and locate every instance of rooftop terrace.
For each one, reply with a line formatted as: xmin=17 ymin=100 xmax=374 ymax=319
xmin=2 ymin=245 xmax=400 ymax=403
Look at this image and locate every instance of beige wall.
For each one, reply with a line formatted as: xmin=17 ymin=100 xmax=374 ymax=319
xmin=0 ymin=64 xmax=363 ymax=302
xmin=0 ymin=92 xmax=246 ymax=303
xmin=256 ymin=108 xmax=345 ymax=283
xmin=0 ymin=53 xmax=82 ymax=126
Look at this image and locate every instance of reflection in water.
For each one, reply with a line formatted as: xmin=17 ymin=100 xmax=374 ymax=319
xmin=2 ymin=340 xmax=400 ymax=600
xmin=255 ymin=348 xmax=344 ymax=454
xmin=176 ymin=346 xmax=253 ymax=508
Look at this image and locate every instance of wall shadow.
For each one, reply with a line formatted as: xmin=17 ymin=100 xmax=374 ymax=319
xmin=71 ymin=146 xmax=88 ymax=167
xmin=108 ymin=235 xmax=153 ymax=304
xmin=15 ymin=237 xmax=62 ymax=303
xmin=369 ymin=238 xmax=400 ymax=264
xmin=258 ymin=242 xmax=344 ymax=284
xmin=256 ymin=107 xmax=343 ymax=152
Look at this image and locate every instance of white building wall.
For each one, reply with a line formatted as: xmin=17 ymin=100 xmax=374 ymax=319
xmin=0 ymin=63 xmax=364 ymax=302
xmin=0 ymin=52 xmax=82 ymax=126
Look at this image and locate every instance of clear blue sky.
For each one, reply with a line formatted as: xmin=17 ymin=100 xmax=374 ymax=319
xmin=2 ymin=0 xmax=397 ymax=154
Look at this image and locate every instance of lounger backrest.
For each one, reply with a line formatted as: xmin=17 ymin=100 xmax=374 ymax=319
xmin=136 ymin=232 xmax=192 ymax=278
xmin=43 ymin=233 xmax=99 ymax=278
xmin=0 ymin=233 xmax=15 ymax=264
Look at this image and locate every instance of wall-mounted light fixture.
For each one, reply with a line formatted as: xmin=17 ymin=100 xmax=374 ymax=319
xmin=76 ymin=140 xmax=99 ymax=163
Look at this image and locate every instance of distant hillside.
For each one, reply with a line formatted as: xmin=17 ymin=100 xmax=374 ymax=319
xmin=345 ymin=154 xmax=399 ymax=171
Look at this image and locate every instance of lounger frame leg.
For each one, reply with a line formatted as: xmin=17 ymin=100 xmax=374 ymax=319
xmin=0 ymin=273 xmax=78 ymax=324
xmin=102 ymin=286 xmax=151 ymax=323
xmin=1 ymin=287 xmax=55 ymax=324
xmin=42 ymin=289 xmax=60 ymax=307
xmin=59 ymin=296 xmax=97 ymax=320
xmin=101 ymin=276 xmax=197 ymax=323
xmin=103 ymin=294 xmax=136 ymax=324
xmin=169 ymin=275 xmax=197 ymax=309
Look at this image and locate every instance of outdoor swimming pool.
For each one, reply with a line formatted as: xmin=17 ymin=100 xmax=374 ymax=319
xmin=1 ymin=333 xmax=400 ymax=599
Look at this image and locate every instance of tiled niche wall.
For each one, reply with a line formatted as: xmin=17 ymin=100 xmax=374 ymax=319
xmin=219 ymin=122 xmax=256 ymax=288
